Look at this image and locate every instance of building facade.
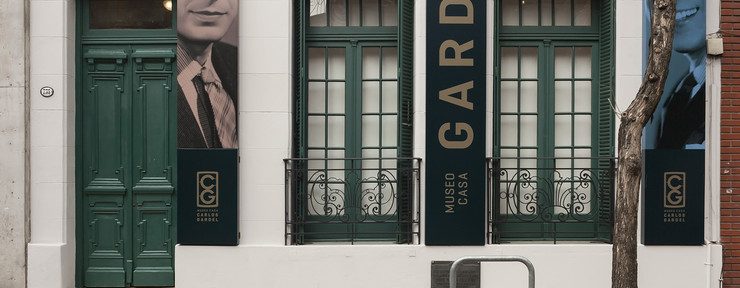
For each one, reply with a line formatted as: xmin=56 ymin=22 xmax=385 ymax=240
xmin=0 ymin=0 xmax=730 ymax=287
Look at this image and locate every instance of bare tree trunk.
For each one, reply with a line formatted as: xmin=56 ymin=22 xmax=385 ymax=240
xmin=611 ymin=1 xmax=676 ymax=288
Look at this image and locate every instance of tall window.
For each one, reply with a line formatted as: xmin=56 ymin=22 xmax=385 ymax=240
xmin=288 ymin=0 xmax=416 ymax=244
xmin=490 ymin=0 xmax=614 ymax=243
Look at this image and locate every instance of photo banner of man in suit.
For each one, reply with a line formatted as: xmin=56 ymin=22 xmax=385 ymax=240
xmin=177 ymin=0 xmax=240 ymax=245
xmin=643 ymin=0 xmax=706 ymax=150
xmin=641 ymin=0 xmax=706 ymax=245
xmin=177 ymin=0 xmax=238 ymax=149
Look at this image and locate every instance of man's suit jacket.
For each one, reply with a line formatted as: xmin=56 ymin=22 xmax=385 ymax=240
xmin=177 ymin=42 xmax=238 ymax=148
xmin=654 ymin=81 xmax=705 ymax=149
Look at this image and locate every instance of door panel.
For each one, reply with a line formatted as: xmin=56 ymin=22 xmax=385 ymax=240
xmin=83 ymin=51 xmax=130 ymax=287
xmin=81 ymin=46 xmax=175 ymax=287
xmin=131 ymin=49 xmax=176 ymax=286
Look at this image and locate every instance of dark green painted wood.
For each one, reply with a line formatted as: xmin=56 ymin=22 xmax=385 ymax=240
xmin=81 ymin=45 xmax=176 ymax=287
xmin=78 ymin=1 xmax=177 ymax=283
xmin=294 ymin=0 xmax=412 ymax=243
xmin=596 ymin=0 xmax=615 ymax=242
xmin=396 ymin=0 xmax=414 ymax=244
xmin=492 ymin=0 xmax=614 ymax=242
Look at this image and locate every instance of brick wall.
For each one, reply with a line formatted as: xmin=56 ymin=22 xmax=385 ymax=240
xmin=723 ymin=1 xmax=740 ymax=287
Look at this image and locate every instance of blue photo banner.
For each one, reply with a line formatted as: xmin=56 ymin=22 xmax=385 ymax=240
xmin=426 ymin=0 xmax=486 ymax=245
xmin=642 ymin=0 xmax=706 ymax=245
xmin=643 ymin=0 xmax=706 ymax=150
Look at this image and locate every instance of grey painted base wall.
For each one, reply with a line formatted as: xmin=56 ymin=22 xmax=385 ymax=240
xmin=0 ymin=0 xmax=29 ymax=287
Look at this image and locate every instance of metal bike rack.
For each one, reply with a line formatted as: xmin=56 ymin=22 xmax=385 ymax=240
xmin=449 ymin=256 xmax=535 ymax=288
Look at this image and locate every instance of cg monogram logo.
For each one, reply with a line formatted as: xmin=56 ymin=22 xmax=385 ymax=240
xmin=197 ymin=171 xmax=219 ymax=208
xmin=664 ymin=172 xmax=686 ymax=208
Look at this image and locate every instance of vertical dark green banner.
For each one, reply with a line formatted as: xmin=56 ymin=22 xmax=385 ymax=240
xmin=426 ymin=0 xmax=486 ymax=245
xmin=642 ymin=150 xmax=704 ymax=245
xmin=178 ymin=149 xmax=239 ymax=245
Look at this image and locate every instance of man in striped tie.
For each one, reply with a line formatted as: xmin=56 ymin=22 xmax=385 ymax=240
xmin=177 ymin=0 xmax=238 ymax=148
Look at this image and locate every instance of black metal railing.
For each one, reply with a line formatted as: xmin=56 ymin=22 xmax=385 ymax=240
xmin=487 ymin=157 xmax=616 ymax=244
xmin=285 ymin=157 xmax=421 ymax=245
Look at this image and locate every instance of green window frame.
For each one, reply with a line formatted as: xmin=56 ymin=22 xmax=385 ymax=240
xmin=290 ymin=0 xmax=415 ymax=244
xmin=490 ymin=0 xmax=614 ymax=243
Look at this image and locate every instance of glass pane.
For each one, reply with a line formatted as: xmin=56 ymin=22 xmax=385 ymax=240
xmin=382 ymin=81 xmax=398 ymax=113
xmin=500 ymin=148 xmax=517 ymax=158
xmin=554 ymin=115 xmax=572 ymax=146
xmin=574 ymin=0 xmax=591 ymax=26
xmin=554 ymin=81 xmax=572 ymax=113
xmin=308 ymin=116 xmax=326 ymax=147
xmin=521 ymin=48 xmax=538 ymax=79
xmin=326 ymin=153 xmax=344 ymax=170
xmin=574 ymin=81 xmax=592 ymax=112
xmin=554 ymin=0 xmax=572 ymax=26
xmin=382 ymin=147 xmax=397 ymax=158
xmin=308 ymin=48 xmax=326 ymax=79
xmin=363 ymin=149 xmax=380 ymax=167
xmin=362 ymin=0 xmax=380 ymax=26
xmin=556 ymin=156 xmax=571 ymax=169
xmin=307 ymin=150 xmax=326 ymax=168
xmin=574 ymin=148 xmax=590 ymax=163
xmin=382 ymin=47 xmax=398 ymax=79
xmin=522 ymin=0 xmax=539 ymax=26
xmin=362 ymin=82 xmax=380 ymax=113
xmin=500 ymin=48 xmax=518 ymax=78
xmin=500 ymin=116 xmax=518 ymax=146
xmin=330 ymin=0 xmax=347 ymax=26
xmin=327 ymin=82 xmax=345 ymax=113
xmin=308 ymin=82 xmax=326 ymax=113
xmin=574 ymin=115 xmax=591 ymax=146
xmin=554 ymin=47 xmax=573 ymax=78
xmin=500 ymin=81 xmax=518 ymax=113
xmin=363 ymin=47 xmax=381 ymax=79
xmin=554 ymin=148 xmax=571 ymax=158
xmin=501 ymin=0 xmax=520 ymax=26
xmin=349 ymin=0 xmax=361 ymax=26
xmin=328 ymin=116 xmax=345 ymax=147
xmin=382 ymin=115 xmax=398 ymax=146
xmin=363 ymin=116 xmax=380 ymax=146
xmin=328 ymin=48 xmax=346 ymax=79
xmin=520 ymin=81 xmax=538 ymax=113
xmin=574 ymin=47 xmax=592 ymax=78
xmin=520 ymin=148 xmax=537 ymax=159
xmin=381 ymin=0 xmax=398 ymax=26
xmin=328 ymin=149 xmax=345 ymax=159
xmin=310 ymin=0 xmax=328 ymax=27
xmin=541 ymin=0 xmax=553 ymax=26
xmin=90 ymin=0 xmax=172 ymax=29
xmin=520 ymin=115 xmax=537 ymax=146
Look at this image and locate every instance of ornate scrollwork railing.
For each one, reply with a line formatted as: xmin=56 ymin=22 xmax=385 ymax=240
xmin=285 ymin=157 xmax=421 ymax=244
xmin=487 ymin=157 xmax=616 ymax=243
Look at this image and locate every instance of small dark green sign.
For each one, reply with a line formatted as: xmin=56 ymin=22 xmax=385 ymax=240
xmin=425 ymin=0 xmax=486 ymax=245
xmin=178 ymin=149 xmax=238 ymax=245
xmin=642 ymin=149 xmax=704 ymax=245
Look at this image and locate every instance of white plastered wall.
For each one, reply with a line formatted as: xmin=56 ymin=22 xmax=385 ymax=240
xmin=175 ymin=1 xmax=722 ymax=288
xmin=21 ymin=0 xmax=723 ymax=287
xmin=26 ymin=0 xmax=76 ymax=287
xmin=237 ymin=0 xmax=294 ymax=245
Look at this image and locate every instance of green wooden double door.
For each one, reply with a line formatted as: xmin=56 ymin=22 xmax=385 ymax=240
xmin=79 ymin=44 xmax=176 ymax=287
xmin=78 ymin=0 xmax=178 ymax=286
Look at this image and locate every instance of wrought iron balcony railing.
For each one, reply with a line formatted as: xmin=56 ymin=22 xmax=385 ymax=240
xmin=284 ymin=157 xmax=421 ymax=245
xmin=487 ymin=157 xmax=616 ymax=244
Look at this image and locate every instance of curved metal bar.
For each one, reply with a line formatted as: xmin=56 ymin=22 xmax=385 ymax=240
xmin=449 ymin=255 xmax=535 ymax=288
